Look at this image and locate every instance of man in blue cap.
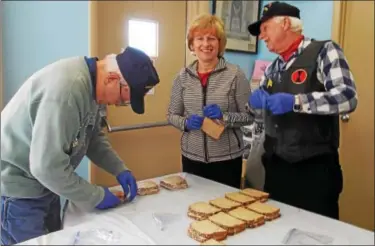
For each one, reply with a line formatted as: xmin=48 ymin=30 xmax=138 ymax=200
xmin=0 ymin=46 xmax=160 ymax=245
xmin=246 ymin=2 xmax=357 ymax=220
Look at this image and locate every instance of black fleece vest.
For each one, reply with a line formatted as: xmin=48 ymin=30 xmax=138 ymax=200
xmin=264 ymin=40 xmax=339 ymax=163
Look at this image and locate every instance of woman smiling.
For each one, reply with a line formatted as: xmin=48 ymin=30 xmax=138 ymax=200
xmin=167 ymin=14 xmax=252 ymax=188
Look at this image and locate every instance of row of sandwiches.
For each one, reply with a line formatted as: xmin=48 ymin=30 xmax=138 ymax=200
xmin=187 ymin=189 xmax=280 ymax=244
xmin=113 ymin=175 xmax=188 ymax=199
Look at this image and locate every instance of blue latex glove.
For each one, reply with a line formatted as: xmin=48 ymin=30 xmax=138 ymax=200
xmin=203 ymin=104 xmax=223 ymax=119
xmin=248 ymin=89 xmax=269 ymax=109
xmin=267 ymin=93 xmax=295 ymax=115
xmin=185 ymin=114 xmax=204 ymax=130
xmin=116 ymin=170 xmax=138 ymax=202
xmin=95 ymin=187 xmax=121 ymax=210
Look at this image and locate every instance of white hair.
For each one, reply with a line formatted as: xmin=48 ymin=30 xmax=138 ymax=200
xmin=104 ymin=54 xmax=126 ymax=83
xmin=273 ymin=16 xmax=303 ymax=33
xmin=104 ymin=54 xmax=121 ymax=73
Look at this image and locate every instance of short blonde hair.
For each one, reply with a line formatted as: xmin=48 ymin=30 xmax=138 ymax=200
xmin=187 ymin=14 xmax=227 ymax=57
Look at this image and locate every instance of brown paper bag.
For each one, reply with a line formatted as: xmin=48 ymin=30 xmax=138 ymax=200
xmin=201 ymin=117 xmax=225 ymax=140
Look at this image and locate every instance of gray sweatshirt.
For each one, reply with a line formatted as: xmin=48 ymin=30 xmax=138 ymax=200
xmin=1 ymin=57 xmax=127 ymax=209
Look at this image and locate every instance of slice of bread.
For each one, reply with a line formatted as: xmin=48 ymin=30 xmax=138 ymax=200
xmin=160 ymin=175 xmax=188 ymax=190
xmin=239 ymin=188 xmax=269 ymax=202
xmin=188 ymin=211 xmax=207 ymax=221
xmin=225 ymin=192 xmax=257 ymax=206
xmin=201 ymin=239 xmax=225 ymax=245
xmin=188 ymin=219 xmax=228 ymax=243
xmin=208 ymin=212 xmax=246 ymax=235
xmin=188 ymin=202 xmax=222 ymax=220
xmin=209 ymin=197 xmax=241 ymax=212
xmin=228 ymin=207 xmax=265 ymax=228
xmin=137 ymin=180 xmax=159 ymax=196
xmin=201 ymin=118 xmax=225 ymax=140
xmin=246 ymin=202 xmax=280 ymax=221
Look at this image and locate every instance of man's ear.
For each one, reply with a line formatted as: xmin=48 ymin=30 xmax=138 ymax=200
xmin=283 ymin=17 xmax=291 ymax=31
xmin=104 ymin=72 xmax=121 ymax=85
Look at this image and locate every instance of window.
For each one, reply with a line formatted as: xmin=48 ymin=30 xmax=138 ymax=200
xmin=128 ymin=19 xmax=159 ymax=58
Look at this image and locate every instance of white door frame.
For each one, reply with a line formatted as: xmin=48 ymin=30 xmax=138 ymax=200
xmin=0 ymin=2 xmax=4 ymax=110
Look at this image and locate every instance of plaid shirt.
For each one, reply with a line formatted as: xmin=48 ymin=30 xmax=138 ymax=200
xmin=259 ymin=37 xmax=358 ymax=115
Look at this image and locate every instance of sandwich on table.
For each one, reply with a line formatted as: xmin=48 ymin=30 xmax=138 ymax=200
xmin=208 ymin=212 xmax=247 ymax=235
xmin=225 ymin=192 xmax=257 ymax=206
xmin=209 ymin=197 xmax=241 ymax=212
xmin=188 ymin=202 xmax=222 ymax=221
xmin=227 ymin=207 xmax=265 ymax=228
xmin=160 ymin=175 xmax=188 ymax=190
xmin=137 ymin=180 xmax=160 ymax=196
xmin=246 ymin=201 xmax=280 ymax=221
xmin=188 ymin=219 xmax=228 ymax=243
xmin=239 ymin=188 xmax=269 ymax=202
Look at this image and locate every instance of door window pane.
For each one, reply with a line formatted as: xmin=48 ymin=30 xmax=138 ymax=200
xmin=128 ymin=19 xmax=158 ymax=58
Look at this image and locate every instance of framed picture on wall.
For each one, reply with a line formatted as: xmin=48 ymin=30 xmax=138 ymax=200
xmin=213 ymin=0 xmax=261 ymax=54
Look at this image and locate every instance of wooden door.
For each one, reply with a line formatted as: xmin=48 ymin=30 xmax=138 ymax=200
xmin=88 ymin=1 xmax=187 ymax=186
xmin=332 ymin=1 xmax=374 ymax=230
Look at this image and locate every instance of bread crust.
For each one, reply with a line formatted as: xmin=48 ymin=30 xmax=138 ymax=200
xmin=228 ymin=207 xmax=265 ymax=228
xmin=188 ymin=202 xmax=222 ymax=216
xmin=188 ymin=220 xmax=227 ymax=243
xmin=246 ymin=202 xmax=281 ymax=221
xmin=224 ymin=192 xmax=257 ymax=206
xmin=208 ymin=212 xmax=246 ymax=236
xmin=160 ymin=176 xmax=188 ymax=190
xmin=188 ymin=211 xmax=207 ymax=221
xmin=239 ymin=189 xmax=269 ymax=202
xmin=137 ymin=181 xmax=160 ymax=195
xmin=137 ymin=188 xmax=159 ymax=196
xmin=209 ymin=198 xmax=241 ymax=212
xmin=200 ymin=239 xmax=225 ymax=245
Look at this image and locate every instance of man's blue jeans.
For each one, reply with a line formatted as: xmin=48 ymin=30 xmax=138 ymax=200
xmin=1 ymin=193 xmax=61 ymax=245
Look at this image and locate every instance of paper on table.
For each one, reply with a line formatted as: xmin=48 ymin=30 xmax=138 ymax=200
xmin=282 ymin=228 xmax=334 ymax=245
xmin=152 ymin=212 xmax=182 ymax=231
xmin=21 ymin=213 xmax=156 ymax=245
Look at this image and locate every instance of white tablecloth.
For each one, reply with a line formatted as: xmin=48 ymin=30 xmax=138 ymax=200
xmin=20 ymin=173 xmax=374 ymax=245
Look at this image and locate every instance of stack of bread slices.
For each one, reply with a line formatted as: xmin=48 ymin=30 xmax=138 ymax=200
xmin=187 ymin=188 xmax=280 ymax=244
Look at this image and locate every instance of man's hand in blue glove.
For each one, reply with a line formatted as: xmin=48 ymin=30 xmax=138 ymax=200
xmin=248 ymin=89 xmax=269 ymax=109
xmin=95 ymin=187 xmax=121 ymax=210
xmin=185 ymin=114 xmax=204 ymax=130
xmin=203 ymin=104 xmax=223 ymax=119
xmin=116 ymin=170 xmax=138 ymax=202
xmin=267 ymin=93 xmax=295 ymax=115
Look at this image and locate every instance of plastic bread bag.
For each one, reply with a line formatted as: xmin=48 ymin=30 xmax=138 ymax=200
xmin=72 ymin=229 xmax=122 ymax=245
xmin=245 ymin=122 xmax=266 ymax=191
xmin=152 ymin=212 xmax=181 ymax=231
xmin=72 ymin=227 xmax=155 ymax=245
xmin=282 ymin=228 xmax=334 ymax=245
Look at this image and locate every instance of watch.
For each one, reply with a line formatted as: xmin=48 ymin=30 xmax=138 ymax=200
xmin=293 ymin=95 xmax=302 ymax=112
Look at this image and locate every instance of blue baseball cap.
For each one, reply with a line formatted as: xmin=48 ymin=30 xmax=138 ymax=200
xmin=116 ymin=47 xmax=160 ymax=114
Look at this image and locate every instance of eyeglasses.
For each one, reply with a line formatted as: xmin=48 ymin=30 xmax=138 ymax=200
xmin=116 ymin=82 xmax=130 ymax=107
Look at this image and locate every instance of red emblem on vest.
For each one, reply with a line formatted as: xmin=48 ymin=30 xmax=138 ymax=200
xmin=291 ymin=69 xmax=308 ymax=84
